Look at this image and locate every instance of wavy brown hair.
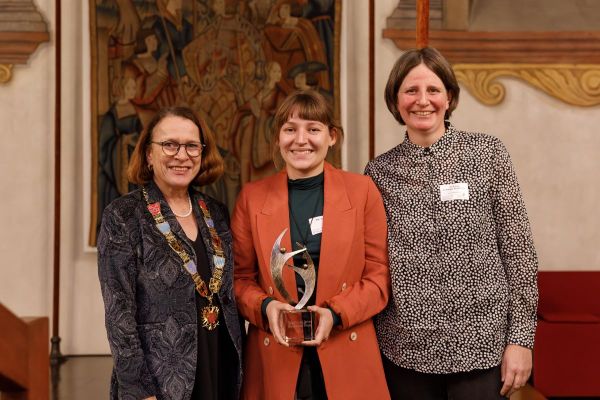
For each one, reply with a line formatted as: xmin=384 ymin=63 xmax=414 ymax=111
xmin=127 ymin=106 xmax=224 ymax=186
xmin=271 ymin=90 xmax=343 ymax=169
xmin=385 ymin=47 xmax=460 ymax=125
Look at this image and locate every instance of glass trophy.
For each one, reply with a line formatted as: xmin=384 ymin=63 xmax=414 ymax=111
xmin=270 ymin=229 xmax=318 ymax=345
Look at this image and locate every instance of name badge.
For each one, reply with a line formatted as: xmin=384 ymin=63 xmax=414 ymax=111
xmin=439 ymin=183 xmax=469 ymax=201
xmin=309 ymin=216 xmax=323 ymax=235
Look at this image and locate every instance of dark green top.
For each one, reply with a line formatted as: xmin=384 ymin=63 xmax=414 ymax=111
xmin=261 ymin=171 xmax=339 ymax=326
xmin=288 ymin=172 xmax=328 ymax=399
xmin=288 ymin=172 xmax=324 ymax=302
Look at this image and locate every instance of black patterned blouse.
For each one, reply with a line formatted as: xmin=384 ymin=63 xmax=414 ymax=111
xmin=97 ymin=182 xmax=243 ymax=400
xmin=365 ymin=124 xmax=538 ymax=374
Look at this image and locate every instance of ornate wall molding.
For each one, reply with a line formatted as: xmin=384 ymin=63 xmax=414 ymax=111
xmin=383 ymin=29 xmax=600 ymax=107
xmin=0 ymin=63 xmax=12 ymax=83
xmin=454 ymin=64 xmax=600 ymax=107
xmin=0 ymin=0 xmax=49 ymax=84
xmin=382 ymin=30 xmax=600 ymax=64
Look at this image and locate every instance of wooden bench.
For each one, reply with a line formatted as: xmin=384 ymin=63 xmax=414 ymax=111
xmin=0 ymin=303 xmax=49 ymax=400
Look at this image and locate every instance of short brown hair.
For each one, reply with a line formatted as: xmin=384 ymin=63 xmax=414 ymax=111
xmin=271 ymin=90 xmax=343 ymax=168
xmin=127 ymin=106 xmax=224 ymax=186
xmin=385 ymin=47 xmax=460 ymax=125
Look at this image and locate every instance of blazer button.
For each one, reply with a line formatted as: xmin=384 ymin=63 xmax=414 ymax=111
xmin=341 ymin=282 xmax=347 ymax=291
xmin=268 ymin=286 xmax=274 ymax=295
xmin=264 ymin=337 xmax=270 ymax=346
xmin=349 ymin=332 xmax=358 ymax=341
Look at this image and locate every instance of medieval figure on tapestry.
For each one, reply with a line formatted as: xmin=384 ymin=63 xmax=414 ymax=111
xmin=90 ymin=0 xmax=340 ymax=244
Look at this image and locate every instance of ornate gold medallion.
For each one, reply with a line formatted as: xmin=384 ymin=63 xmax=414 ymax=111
xmin=144 ymin=189 xmax=226 ymax=332
xmin=201 ymin=305 xmax=220 ymax=330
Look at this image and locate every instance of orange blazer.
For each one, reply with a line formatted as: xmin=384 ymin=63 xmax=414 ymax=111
xmin=232 ymin=162 xmax=391 ymax=400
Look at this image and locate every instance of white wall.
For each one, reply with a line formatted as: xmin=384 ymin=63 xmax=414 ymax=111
xmin=340 ymin=0 xmax=370 ymax=172
xmin=0 ymin=0 xmax=54 ymax=339
xmin=0 ymin=0 xmax=107 ymax=354
xmin=0 ymin=0 xmax=598 ymax=355
xmin=452 ymin=80 xmax=600 ymax=270
xmin=57 ymin=0 xmax=108 ymax=355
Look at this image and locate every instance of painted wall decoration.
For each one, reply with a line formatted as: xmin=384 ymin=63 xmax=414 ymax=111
xmin=89 ymin=0 xmax=341 ymax=245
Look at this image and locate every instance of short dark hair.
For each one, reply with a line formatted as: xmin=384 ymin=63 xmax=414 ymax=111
xmin=271 ymin=90 xmax=343 ymax=168
xmin=385 ymin=47 xmax=460 ymax=125
xmin=128 ymin=106 xmax=224 ymax=186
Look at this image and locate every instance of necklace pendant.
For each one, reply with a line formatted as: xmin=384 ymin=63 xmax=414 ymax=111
xmin=201 ymin=305 xmax=220 ymax=330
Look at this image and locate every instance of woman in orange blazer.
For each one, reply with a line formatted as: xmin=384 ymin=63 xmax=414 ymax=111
xmin=232 ymin=90 xmax=391 ymax=400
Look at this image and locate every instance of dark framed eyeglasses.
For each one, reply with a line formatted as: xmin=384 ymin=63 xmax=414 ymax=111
xmin=151 ymin=141 xmax=206 ymax=157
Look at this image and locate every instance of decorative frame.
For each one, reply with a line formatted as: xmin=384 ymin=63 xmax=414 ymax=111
xmin=88 ymin=0 xmax=341 ymax=245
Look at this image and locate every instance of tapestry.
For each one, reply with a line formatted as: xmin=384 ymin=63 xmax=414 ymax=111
xmin=89 ymin=0 xmax=341 ymax=245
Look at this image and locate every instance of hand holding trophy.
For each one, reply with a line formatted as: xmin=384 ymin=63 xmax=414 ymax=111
xmin=269 ymin=228 xmax=318 ymax=345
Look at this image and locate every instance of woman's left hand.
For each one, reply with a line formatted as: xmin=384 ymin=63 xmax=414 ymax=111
xmin=301 ymin=306 xmax=334 ymax=347
xmin=500 ymin=344 xmax=532 ymax=397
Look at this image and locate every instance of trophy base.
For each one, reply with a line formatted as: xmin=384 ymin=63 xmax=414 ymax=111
xmin=279 ymin=309 xmax=319 ymax=345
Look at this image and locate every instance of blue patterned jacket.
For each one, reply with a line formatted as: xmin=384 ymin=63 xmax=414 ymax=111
xmin=98 ymin=181 xmax=243 ymax=400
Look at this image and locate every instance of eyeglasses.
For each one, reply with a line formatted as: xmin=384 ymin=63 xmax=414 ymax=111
xmin=151 ymin=141 xmax=206 ymax=157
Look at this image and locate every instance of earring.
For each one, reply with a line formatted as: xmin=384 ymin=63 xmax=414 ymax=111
xmin=148 ymin=164 xmax=153 ymax=172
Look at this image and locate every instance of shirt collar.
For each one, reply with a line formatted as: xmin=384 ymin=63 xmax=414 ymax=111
xmin=399 ymin=122 xmax=458 ymax=158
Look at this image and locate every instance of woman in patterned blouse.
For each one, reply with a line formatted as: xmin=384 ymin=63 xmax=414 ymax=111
xmin=365 ymin=48 xmax=538 ymax=399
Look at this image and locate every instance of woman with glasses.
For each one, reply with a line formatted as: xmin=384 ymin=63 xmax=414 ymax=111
xmin=98 ymin=106 xmax=243 ymax=400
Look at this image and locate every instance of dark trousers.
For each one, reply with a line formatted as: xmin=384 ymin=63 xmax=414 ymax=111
xmin=382 ymin=354 xmax=507 ymax=400
xmin=295 ymin=347 xmax=327 ymax=400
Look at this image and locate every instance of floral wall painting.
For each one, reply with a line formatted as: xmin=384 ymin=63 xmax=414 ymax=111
xmin=89 ymin=0 xmax=341 ymax=245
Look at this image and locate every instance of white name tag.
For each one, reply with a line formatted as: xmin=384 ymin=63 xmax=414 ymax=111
xmin=309 ymin=216 xmax=323 ymax=235
xmin=439 ymin=183 xmax=469 ymax=201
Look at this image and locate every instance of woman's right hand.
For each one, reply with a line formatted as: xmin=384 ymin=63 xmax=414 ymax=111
xmin=265 ymin=300 xmax=295 ymax=347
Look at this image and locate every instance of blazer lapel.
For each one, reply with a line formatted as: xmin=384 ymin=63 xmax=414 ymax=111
xmin=317 ymin=163 xmax=355 ymax=302
xmin=256 ymin=170 xmax=299 ymax=304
